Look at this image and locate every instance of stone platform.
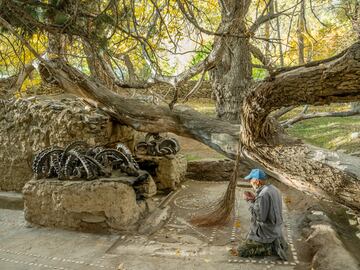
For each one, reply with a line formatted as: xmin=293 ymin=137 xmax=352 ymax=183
xmin=23 ymin=175 xmax=157 ymax=232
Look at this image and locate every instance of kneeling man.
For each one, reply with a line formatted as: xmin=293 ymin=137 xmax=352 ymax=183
xmin=237 ymin=168 xmax=288 ymax=260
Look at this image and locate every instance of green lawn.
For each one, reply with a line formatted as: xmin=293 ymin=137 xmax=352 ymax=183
xmin=286 ymin=116 xmax=360 ymax=152
xmin=185 ymin=100 xmax=360 ymax=154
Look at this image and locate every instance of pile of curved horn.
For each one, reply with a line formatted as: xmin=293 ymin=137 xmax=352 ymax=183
xmin=135 ymin=133 xmax=180 ymax=156
xmin=32 ymin=141 xmax=140 ymax=180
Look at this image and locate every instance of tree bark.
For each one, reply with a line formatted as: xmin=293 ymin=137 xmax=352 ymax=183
xmin=210 ymin=0 xmax=252 ymax=122
xmin=274 ymin=0 xmax=284 ymax=67
xmin=211 ymin=37 xmax=252 ymax=122
xmin=0 ymin=64 xmax=35 ymax=98
xmin=83 ymin=41 xmax=118 ymax=91
xmin=297 ymin=0 xmax=306 ymax=65
xmin=264 ymin=1 xmax=274 ymax=60
xmin=40 ymin=41 xmax=360 ymax=213
xmin=10 ymin=64 xmax=35 ymax=94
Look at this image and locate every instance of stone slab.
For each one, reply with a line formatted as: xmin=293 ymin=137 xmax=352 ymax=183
xmin=23 ymin=178 xmax=144 ymax=232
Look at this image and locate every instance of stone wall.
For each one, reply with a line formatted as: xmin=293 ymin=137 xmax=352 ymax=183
xmin=0 ymin=95 xmax=138 ymax=191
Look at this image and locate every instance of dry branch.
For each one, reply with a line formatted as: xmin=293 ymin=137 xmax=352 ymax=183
xmin=281 ymin=110 xmax=360 ymax=127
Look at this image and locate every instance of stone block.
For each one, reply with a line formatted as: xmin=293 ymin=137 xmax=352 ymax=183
xmin=137 ymin=154 xmax=187 ymax=190
xmin=23 ymin=178 xmax=146 ymax=232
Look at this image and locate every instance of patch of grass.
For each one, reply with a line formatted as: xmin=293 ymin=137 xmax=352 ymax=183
xmin=185 ymin=154 xmax=204 ymax=161
xmin=278 ymin=103 xmax=351 ymax=121
xmin=184 ymin=98 xmax=216 ymax=117
xmin=287 ymin=116 xmax=360 ymax=151
xmin=186 ymin=99 xmax=360 ymax=154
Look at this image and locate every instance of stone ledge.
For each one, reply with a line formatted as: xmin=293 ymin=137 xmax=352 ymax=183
xmin=186 ymin=159 xmax=251 ymax=182
xmin=23 ymin=178 xmax=154 ymax=233
xmin=0 ymin=192 xmax=24 ymax=210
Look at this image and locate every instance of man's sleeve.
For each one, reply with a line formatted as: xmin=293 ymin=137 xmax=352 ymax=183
xmin=249 ymin=194 xmax=270 ymax=223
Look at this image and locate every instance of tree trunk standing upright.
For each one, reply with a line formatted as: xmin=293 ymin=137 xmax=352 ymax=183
xmin=265 ymin=1 xmax=274 ymax=60
xmin=275 ymin=0 xmax=284 ymax=66
xmin=211 ymin=0 xmax=252 ymax=122
xmin=48 ymin=33 xmax=66 ymax=59
xmin=83 ymin=42 xmax=118 ymax=91
xmin=297 ymin=0 xmax=306 ymax=65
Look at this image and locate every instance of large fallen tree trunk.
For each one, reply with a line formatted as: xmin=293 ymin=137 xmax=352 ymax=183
xmin=35 ymin=42 xmax=360 ymax=214
xmin=241 ymin=42 xmax=360 ymax=211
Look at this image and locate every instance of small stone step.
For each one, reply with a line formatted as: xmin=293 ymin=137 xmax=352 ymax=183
xmin=0 ymin=192 xmax=24 ymax=210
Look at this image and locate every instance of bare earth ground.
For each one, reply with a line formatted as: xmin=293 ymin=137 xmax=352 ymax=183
xmin=0 ymin=180 xmax=301 ymax=270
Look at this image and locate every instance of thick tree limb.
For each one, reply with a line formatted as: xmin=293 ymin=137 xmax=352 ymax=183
xmin=240 ymin=42 xmax=360 ymax=212
xmin=42 ymin=59 xmax=241 ymax=159
xmin=243 ymin=41 xmax=360 ymax=141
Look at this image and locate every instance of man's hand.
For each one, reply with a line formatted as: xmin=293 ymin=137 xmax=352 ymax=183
xmin=243 ymin=191 xmax=255 ymax=202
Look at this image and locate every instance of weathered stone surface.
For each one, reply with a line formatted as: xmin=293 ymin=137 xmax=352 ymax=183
xmin=186 ymin=159 xmax=251 ymax=181
xmin=132 ymin=171 xmax=157 ymax=198
xmin=305 ymin=212 xmax=359 ymax=270
xmin=137 ymin=155 xmax=187 ymax=190
xmin=0 ymin=95 xmax=138 ymax=191
xmin=23 ymin=179 xmax=143 ymax=232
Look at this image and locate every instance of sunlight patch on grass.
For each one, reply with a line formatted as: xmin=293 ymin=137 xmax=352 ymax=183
xmin=185 ymin=99 xmax=360 ymax=154
xmin=287 ymin=116 xmax=360 ymax=151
